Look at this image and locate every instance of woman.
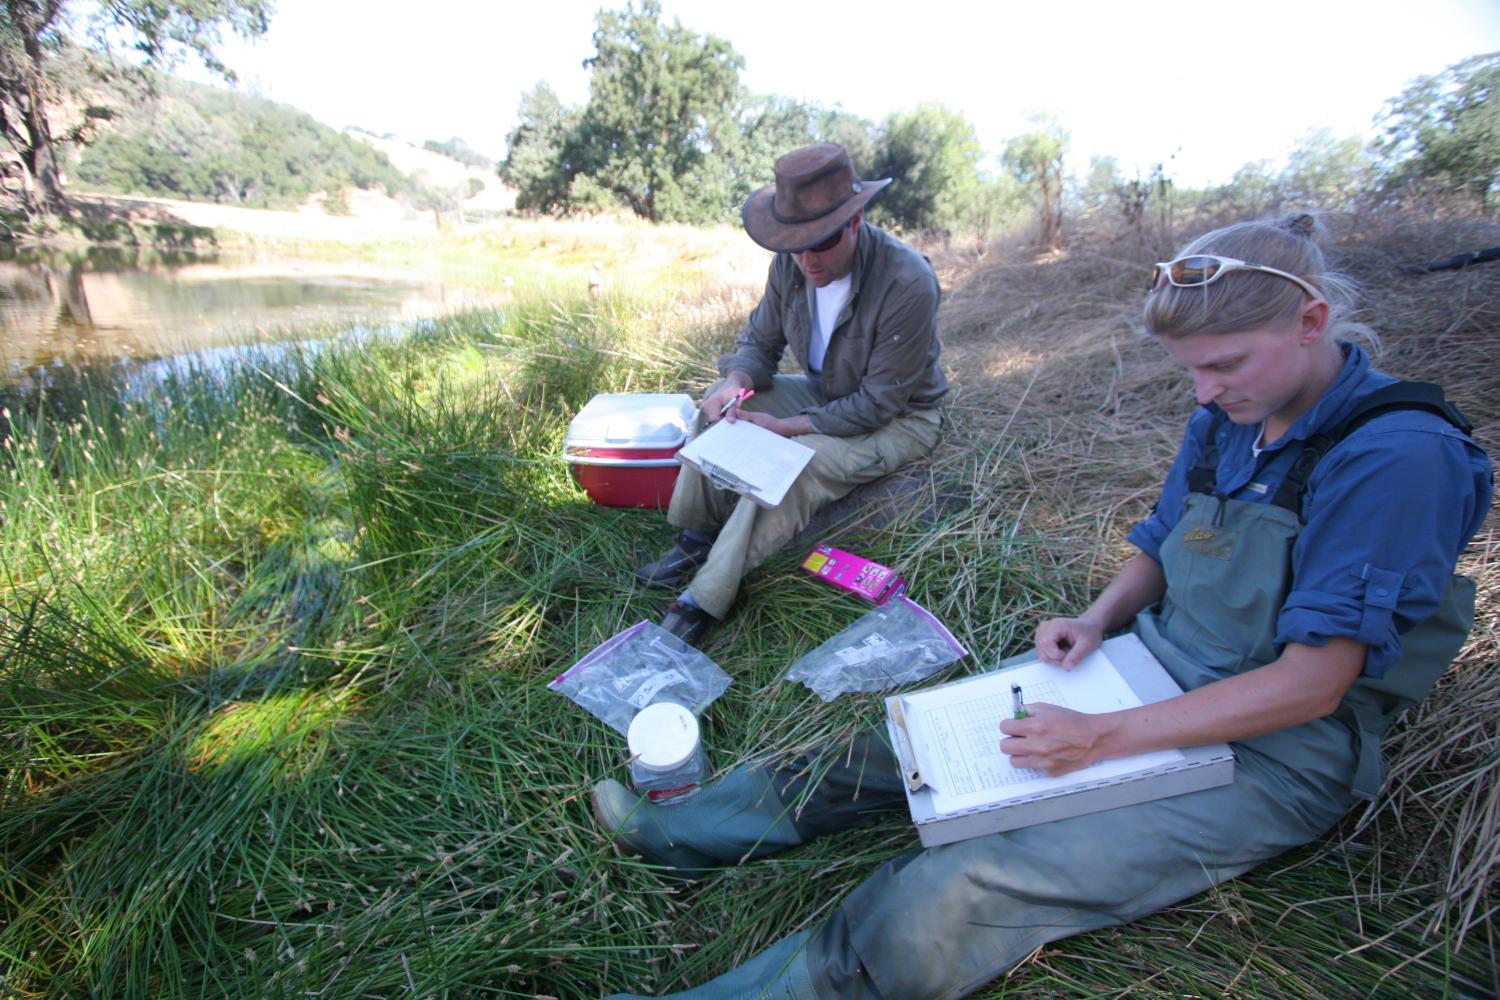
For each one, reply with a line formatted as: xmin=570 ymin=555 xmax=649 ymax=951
xmin=593 ymin=215 xmax=1492 ymax=999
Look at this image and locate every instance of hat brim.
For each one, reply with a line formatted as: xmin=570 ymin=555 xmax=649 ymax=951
xmin=740 ymin=177 xmax=891 ymax=253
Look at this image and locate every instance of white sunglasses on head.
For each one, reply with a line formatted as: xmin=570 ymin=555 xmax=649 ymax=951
xmin=1151 ymin=254 xmax=1323 ymax=301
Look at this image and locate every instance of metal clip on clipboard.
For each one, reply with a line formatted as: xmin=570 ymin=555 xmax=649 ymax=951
xmin=698 ymin=459 xmax=757 ymax=497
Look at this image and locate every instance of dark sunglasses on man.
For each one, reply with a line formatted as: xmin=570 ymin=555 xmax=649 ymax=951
xmin=794 ymin=222 xmax=851 ymax=255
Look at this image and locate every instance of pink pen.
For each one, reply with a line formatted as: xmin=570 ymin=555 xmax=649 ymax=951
xmin=721 ymin=388 xmax=755 ymax=419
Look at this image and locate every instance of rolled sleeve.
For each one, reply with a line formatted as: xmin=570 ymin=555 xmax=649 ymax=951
xmin=1278 ymin=569 xmax=1405 ymax=678
xmin=1274 ymin=422 xmax=1489 ymax=676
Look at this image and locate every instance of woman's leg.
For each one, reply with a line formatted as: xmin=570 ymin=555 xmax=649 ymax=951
xmin=802 ymin=745 xmax=1359 ymax=999
xmin=593 ymin=728 xmax=909 ymax=877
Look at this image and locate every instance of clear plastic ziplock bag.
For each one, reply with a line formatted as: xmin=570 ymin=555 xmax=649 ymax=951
xmin=548 ymin=621 xmax=732 ymax=734
xmin=784 ymin=596 xmax=968 ymax=701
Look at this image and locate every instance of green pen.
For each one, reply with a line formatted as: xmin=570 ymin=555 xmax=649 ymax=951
xmin=1011 ymin=683 xmax=1028 ymax=720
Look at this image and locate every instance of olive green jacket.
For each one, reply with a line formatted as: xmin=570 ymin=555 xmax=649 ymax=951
xmin=718 ymin=222 xmax=950 ymax=436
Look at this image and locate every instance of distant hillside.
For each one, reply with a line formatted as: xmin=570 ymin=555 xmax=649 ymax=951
xmin=70 ymin=75 xmax=508 ymax=215
xmin=348 ymin=131 xmax=514 ymax=215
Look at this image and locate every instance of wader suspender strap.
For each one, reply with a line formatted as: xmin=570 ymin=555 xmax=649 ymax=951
xmin=1185 ymin=410 xmax=1228 ymax=497
xmin=1188 ymin=381 xmax=1473 ymax=516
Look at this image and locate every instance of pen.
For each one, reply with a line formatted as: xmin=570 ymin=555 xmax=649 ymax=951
xmin=720 ymin=388 xmax=755 ymax=419
xmin=1011 ymin=683 xmax=1028 ymax=720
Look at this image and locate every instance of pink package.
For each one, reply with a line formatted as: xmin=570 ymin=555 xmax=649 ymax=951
xmin=800 ymin=544 xmax=906 ymax=604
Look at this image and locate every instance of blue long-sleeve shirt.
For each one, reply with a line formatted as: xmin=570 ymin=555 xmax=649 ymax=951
xmin=1128 ymin=343 xmax=1492 ymax=677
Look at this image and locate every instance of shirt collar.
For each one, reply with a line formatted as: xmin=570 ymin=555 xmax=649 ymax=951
xmin=1275 ymin=341 xmax=1370 ymax=444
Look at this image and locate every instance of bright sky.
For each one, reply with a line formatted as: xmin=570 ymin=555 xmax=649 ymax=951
xmin=201 ymin=0 xmax=1500 ymax=188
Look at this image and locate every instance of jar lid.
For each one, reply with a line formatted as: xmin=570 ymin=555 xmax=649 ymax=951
xmin=627 ymin=703 xmax=700 ymax=772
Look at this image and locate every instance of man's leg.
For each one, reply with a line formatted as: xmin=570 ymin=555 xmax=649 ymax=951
xmin=632 ymin=395 xmax=743 ymax=591
xmin=638 ymin=376 xmax=822 ymax=594
xmin=682 ymin=379 xmax=943 ymax=620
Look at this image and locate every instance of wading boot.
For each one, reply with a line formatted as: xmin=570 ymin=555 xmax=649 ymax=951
xmin=591 ymin=764 xmax=803 ymax=878
xmin=603 ymin=929 xmax=817 ymax=999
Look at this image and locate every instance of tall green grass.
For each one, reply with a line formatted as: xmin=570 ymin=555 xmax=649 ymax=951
xmin=1 ymin=267 xmax=1494 ymax=998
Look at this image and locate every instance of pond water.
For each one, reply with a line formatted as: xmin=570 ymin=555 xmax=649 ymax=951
xmin=0 ymin=245 xmax=503 ymax=374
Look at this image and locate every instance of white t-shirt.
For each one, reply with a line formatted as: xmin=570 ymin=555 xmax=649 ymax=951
xmin=808 ymin=274 xmax=853 ymax=374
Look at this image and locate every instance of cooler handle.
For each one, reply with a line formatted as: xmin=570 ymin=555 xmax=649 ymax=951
xmin=566 ymin=453 xmax=683 ymax=469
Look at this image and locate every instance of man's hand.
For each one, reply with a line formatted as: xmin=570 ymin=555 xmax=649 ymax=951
xmin=702 ymin=378 xmax=751 ymax=423
xmin=734 ymin=409 xmax=814 ymax=437
xmin=998 ymin=702 xmax=1110 ymax=777
xmin=1035 ymin=617 xmax=1105 ymax=669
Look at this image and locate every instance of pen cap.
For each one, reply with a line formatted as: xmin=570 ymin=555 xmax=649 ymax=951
xmin=627 ymin=703 xmax=701 ymax=773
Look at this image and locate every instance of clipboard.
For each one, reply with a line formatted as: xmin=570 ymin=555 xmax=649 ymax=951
xmin=884 ymin=634 xmax=1235 ymax=847
xmin=676 ymin=418 xmax=815 ymax=509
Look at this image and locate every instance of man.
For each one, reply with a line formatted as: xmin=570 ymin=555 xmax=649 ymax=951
xmin=635 ymin=143 xmax=950 ymax=645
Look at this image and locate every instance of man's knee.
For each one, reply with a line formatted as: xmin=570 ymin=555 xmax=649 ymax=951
xmin=799 ymin=432 xmax=887 ymax=486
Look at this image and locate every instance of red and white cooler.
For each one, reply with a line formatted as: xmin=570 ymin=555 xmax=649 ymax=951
xmin=564 ymin=393 xmax=698 ymax=508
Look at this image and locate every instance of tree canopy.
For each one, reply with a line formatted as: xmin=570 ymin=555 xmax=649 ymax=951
xmin=1003 ymin=115 xmax=1069 ymax=248
xmin=868 ymin=103 xmax=983 ymax=233
xmin=570 ymin=0 xmax=743 ymax=224
xmin=1 ymin=0 xmax=271 ymax=221
xmin=499 ymin=0 xmax=751 ymax=224
xmin=1377 ymin=51 xmax=1499 ymax=212
xmin=501 ymin=2 xmax=988 ymax=230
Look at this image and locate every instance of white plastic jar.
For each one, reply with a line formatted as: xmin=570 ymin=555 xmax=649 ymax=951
xmin=627 ymin=702 xmax=709 ymax=804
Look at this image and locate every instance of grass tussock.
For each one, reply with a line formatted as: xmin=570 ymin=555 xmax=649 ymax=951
xmin=1 ymin=211 xmax=1496 ymax=998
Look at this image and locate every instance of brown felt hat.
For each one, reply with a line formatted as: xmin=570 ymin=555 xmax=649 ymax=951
xmin=741 ymin=143 xmax=891 ymax=253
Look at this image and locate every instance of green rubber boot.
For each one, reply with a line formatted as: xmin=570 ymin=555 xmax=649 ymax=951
xmin=603 ymin=929 xmax=818 ymax=999
xmin=591 ymin=765 xmax=804 ymax=877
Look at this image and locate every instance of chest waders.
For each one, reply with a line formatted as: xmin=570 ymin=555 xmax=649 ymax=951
xmin=1143 ymin=381 xmax=1477 ymax=798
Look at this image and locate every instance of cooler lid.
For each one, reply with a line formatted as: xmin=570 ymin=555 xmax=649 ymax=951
xmin=565 ymin=393 xmax=697 ymax=450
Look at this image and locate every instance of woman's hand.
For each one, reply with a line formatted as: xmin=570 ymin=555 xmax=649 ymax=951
xmin=998 ymin=703 xmax=1111 ymax=777
xmin=1035 ymin=617 xmax=1105 ymax=669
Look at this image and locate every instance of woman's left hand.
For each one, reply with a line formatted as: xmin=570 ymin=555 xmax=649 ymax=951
xmin=998 ymin=703 xmax=1113 ymax=777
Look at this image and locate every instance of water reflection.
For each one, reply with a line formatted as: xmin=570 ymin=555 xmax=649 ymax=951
xmin=0 ymin=245 xmax=501 ymax=371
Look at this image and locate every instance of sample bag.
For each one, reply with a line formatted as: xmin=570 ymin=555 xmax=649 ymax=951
xmin=549 ymin=621 xmax=732 ymax=734
xmin=784 ymin=596 xmax=967 ymax=701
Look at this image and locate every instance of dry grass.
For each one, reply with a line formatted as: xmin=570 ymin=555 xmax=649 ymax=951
xmin=923 ymin=211 xmax=1500 ymax=955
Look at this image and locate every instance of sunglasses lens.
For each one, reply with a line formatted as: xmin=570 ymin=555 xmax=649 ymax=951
xmin=1170 ymin=256 xmax=1223 ymax=286
xmin=800 ymin=227 xmax=844 ymax=254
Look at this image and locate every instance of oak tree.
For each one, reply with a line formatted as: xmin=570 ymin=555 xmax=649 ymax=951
xmin=0 ymin=0 xmax=270 ymax=222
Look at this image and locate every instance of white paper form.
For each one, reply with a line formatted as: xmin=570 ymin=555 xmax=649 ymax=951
xmin=902 ymin=648 xmax=1184 ymax=816
xmin=676 ymin=418 xmax=815 ymax=508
